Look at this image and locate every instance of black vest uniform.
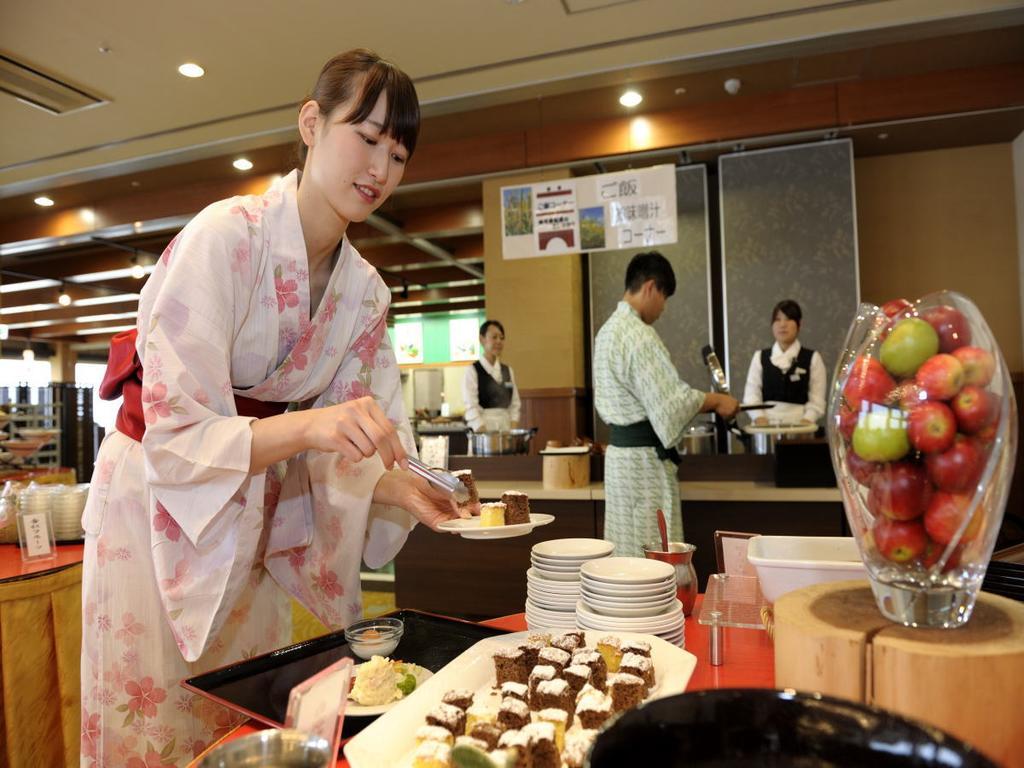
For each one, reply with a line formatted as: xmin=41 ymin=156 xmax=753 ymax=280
xmin=474 ymin=360 xmax=514 ymax=409
xmin=761 ymin=346 xmax=814 ymax=404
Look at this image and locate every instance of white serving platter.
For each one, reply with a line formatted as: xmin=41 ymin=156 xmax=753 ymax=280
xmin=344 ymin=630 xmax=696 ymax=768
xmin=437 ymin=513 xmax=554 ymax=540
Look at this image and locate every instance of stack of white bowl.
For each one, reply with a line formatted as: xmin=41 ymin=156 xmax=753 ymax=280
xmin=18 ymin=483 xmax=88 ymax=541
xmin=525 ymin=538 xmax=614 ymax=631
xmin=576 ymin=557 xmax=685 ymax=647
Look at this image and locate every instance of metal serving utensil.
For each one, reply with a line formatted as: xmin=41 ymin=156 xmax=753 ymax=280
xmin=406 ymin=456 xmax=470 ymax=503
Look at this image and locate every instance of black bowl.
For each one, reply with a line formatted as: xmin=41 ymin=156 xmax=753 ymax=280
xmin=587 ymin=689 xmax=996 ymax=768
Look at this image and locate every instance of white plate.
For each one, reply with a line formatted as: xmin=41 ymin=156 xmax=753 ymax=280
xmin=345 ymin=630 xmax=696 ymax=768
xmin=579 ymin=579 xmax=675 ymax=598
xmin=742 ymin=422 xmax=817 ymax=435
xmin=526 ymin=594 xmax=577 ymax=611
xmin=580 ymin=584 xmax=676 ymax=603
xmin=580 ymin=557 xmax=675 ymax=584
xmin=524 ymin=599 xmax=576 ymax=620
xmin=529 ymin=556 xmax=581 ymax=571
xmin=346 ymin=663 xmax=433 ymax=717
xmin=527 ymin=580 xmax=580 ymax=597
xmin=437 ymin=513 xmax=554 ymax=540
xmin=529 ymin=566 xmax=581 ymax=583
xmin=576 ymin=614 xmax=685 ymax=636
xmin=576 ymin=600 xmax=684 ymax=631
xmin=525 ymin=569 xmax=581 ymax=591
xmin=531 ymin=538 xmax=614 ymax=560
xmin=583 ymin=596 xmax=678 ymax=618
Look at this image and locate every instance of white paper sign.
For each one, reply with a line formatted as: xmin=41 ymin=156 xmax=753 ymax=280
xmin=501 ymin=165 xmax=677 ymax=260
xmin=21 ymin=512 xmax=53 ymax=558
xmin=285 ymin=656 xmax=352 ymax=758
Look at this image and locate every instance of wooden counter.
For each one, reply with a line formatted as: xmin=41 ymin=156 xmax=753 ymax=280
xmin=475 ymin=480 xmax=841 ymax=503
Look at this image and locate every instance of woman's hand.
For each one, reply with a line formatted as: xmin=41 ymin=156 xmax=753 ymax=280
xmin=305 ymin=396 xmax=408 ymax=470
xmin=373 ymin=470 xmax=469 ymax=531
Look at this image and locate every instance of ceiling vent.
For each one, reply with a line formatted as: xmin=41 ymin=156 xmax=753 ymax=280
xmin=0 ymin=54 xmax=107 ymax=115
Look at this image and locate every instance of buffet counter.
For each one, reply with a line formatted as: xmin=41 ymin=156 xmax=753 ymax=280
xmin=475 ymin=480 xmax=840 ymax=503
xmin=0 ymin=543 xmax=85 ymax=768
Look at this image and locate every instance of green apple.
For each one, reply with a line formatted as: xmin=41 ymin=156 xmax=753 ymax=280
xmin=880 ymin=318 xmax=939 ymax=378
xmin=852 ymin=407 xmax=911 ymax=462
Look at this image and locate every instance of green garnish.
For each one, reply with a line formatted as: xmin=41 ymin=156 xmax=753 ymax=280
xmin=396 ymin=672 xmax=417 ymax=697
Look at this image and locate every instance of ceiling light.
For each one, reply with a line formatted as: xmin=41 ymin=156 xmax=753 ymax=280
xmin=233 ymin=158 xmax=253 ymax=171
xmin=724 ymin=78 xmax=742 ymax=96
xmin=619 ymin=90 xmax=643 ymax=108
xmin=130 ymin=263 xmax=146 ymax=280
xmin=58 ymin=286 xmax=72 ymax=306
xmin=23 ymin=348 xmax=35 ymax=362
xmin=674 ymin=87 xmax=687 ymax=95
xmin=34 ymin=196 xmax=54 ymax=207
xmin=178 ymin=62 xmax=205 ymax=78
xmin=878 ymin=132 xmax=889 ymax=140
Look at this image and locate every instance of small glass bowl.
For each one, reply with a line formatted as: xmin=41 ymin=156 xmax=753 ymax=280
xmin=344 ymin=617 xmax=404 ymax=660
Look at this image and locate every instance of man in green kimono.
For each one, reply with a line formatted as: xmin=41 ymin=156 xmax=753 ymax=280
xmin=594 ymin=251 xmax=740 ymax=557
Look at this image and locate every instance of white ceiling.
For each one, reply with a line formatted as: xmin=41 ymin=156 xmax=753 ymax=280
xmin=2 ymin=0 xmax=1021 ymax=197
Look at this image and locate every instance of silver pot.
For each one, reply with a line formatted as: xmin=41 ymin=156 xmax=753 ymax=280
xmin=679 ymin=425 xmax=716 ymax=456
xmin=467 ymin=427 xmax=538 ymax=456
xmin=198 ymin=729 xmax=331 ymax=767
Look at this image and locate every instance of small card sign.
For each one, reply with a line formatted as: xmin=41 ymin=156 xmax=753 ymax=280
xmin=714 ymin=530 xmax=758 ymax=578
xmin=419 ymin=435 xmax=449 ymax=471
xmin=18 ymin=509 xmax=56 ymax=562
xmin=285 ymin=656 xmax=352 ymax=757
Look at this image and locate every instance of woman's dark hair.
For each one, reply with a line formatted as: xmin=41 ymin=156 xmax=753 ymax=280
xmin=480 ymin=320 xmax=505 ymax=338
xmin=296 ymin=49 xmax=420 ymax=166
xmin=625 ymin=251 xmax=676 ymax=297
xmin=772 ymin=299 xmax=803 ymax=326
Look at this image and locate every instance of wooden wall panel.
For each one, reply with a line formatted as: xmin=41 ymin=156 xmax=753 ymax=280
xmin=519 ymin=387 xmax=592 ymax=452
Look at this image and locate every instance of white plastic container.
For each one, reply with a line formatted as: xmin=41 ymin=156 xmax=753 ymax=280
xmin=746 ymin=535 xmax=867 ymax=603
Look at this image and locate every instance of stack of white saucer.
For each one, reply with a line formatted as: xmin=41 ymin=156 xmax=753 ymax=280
xmin=525 ymin=538 xmax=614 ymax=631
xmin=18 ymin=483 xmax=88 ymax=541
xmin=576 ymin=557 xmax=685 ymax=647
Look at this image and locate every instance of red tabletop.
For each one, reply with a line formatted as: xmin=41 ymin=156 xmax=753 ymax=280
xmin=188 ymin=597 xmax=775 ymax=767
xmin=0 ymin=542 xmax=85 ymax=583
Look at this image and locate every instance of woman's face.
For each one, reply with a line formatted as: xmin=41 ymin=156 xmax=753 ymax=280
xmin=480 ymin=326 xmax=505 ymax=358
xmin=301 ymin=89 xmax=409 ymax=228
xmin=772 ymin=311 xmax=800 ymax=346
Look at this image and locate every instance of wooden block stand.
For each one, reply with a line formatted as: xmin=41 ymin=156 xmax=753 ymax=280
xmin=774 ymin=579 xmax=1024 ymax=768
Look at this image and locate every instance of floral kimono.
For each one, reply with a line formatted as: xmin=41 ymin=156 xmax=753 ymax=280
xmin=593 ymin=301 xmax=705 ymax=558
xmin=80 ymin=170 xmax=416 ymax=767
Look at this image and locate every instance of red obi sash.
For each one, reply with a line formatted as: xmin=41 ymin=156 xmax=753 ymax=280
xmin=99 ymin=329 xmax=288 ymax=442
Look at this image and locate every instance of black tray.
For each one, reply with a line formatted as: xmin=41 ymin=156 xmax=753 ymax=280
xmin=181 ymin=609 xmax=508 ymax=738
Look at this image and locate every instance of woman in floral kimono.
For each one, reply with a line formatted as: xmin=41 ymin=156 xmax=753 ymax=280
xmin=80 ymin=50 xmax=461 ymax=766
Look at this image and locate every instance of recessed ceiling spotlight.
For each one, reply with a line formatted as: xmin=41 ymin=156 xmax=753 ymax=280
xmin=130 ymin=262 xmax=146 ymax=280
xmin=877 ymin=132 xmax=889 ymax=140
xmin=58 ymin=286 xmax=72 ymax=306
xmin=178 ymin=62 xmax=205 ymax=78
xmin=34 ymin=196 xmax=54 ymax=207
xmin=233 ymin=158 xmax=254 ymax=171
xmin=619 ymin=90 xmax=643 ymax=108
xmin=674 ymin=87 xmax=687 ymax=96
xmin=724 ymin=78 xmax=742 ymax=96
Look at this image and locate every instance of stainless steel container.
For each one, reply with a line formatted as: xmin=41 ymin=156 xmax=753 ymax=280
xmin=466 ymin=427 xmax=537 ymax=456
xmin=198 ymin=729 xmax=331 ymax=768
xmin=678 ymin=425 xmax=716 ymax=456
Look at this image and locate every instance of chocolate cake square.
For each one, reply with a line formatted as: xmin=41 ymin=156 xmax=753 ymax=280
xmin=494 ymin=646 xmax=529 ymax=685
xmin=500 ymin=490 xmax=531 ymax=524
xmin=425 ymin=702 xmax=466 ymax=736
xmin=496 ymin=696 xmax=530 ymax=731
xmin=608 ymin=672 xmax=644 ymax=712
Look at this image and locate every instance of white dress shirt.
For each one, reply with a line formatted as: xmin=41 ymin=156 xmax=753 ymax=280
xmin=742 ymin=340 xmax=826 ymax=424
xmin=462 ymin=356 xmax=521 ymax=431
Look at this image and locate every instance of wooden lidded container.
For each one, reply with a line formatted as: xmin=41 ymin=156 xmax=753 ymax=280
xmin=541 ymin=446 xmax=590 ymax=490
xmin=774 ymin=580 xmax=1024 ymax=767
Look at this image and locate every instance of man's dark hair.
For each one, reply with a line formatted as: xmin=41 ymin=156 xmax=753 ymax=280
xmin=772 ymin=299 xmax=803 ymax=326
xmin=624 ymin=251 xmax=676 ymax=297
xmin=480 ymin=320 xmax=505 ymax=337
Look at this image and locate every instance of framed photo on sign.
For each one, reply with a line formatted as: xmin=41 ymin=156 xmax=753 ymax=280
xmin=714 ymin=530 xmax=758 ymax=577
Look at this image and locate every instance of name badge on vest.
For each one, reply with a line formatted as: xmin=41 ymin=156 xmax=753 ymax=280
xmin=790 ymin=366 xmax=807 ymax=382
xmin=504 ymin=381 xmax=514 ymax=389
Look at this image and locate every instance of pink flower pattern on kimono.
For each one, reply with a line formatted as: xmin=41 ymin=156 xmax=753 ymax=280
xmin=159 ymin=234 xmax=180 ymax=267
xmin=126 ymin=747 xmax=176 ymax=768
xmin=82 ymin=711 xmax=101 ymax=759
xmin=230 ymin=197 xmax=267 ymax=225
xmin=342 ymin=380 xmax=374 ymax=402
xmin=231 ymin=241 xmax=251 ymax=279
xmin=350 ymin=315 xmax=386 ymax=366
xmin=314 ymin=562 xmax=344 ymax=599
xmin=275 ymin=274 xmax=299 ymax=313
xmin=141 ymin=383 xmax=171 ymax=425
xmin=115 ymin=612 xmax=145 ymax=645
xmin=152 ymin=501 xmax=182 ymax=542
xmin=160 ymin=559 xmax=191 ymax=602
xmin=124 ymin=676 xmax=167 ymax=719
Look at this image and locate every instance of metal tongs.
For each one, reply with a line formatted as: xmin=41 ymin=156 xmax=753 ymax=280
xmin=406 ymin=456 xmax=470 ymax=503
xmin=700 ymin=344 xmax=753 ymax=450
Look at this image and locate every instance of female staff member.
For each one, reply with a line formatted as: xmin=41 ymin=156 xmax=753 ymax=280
xmin=742 ymin=299 xmax=827 ymax=425
xmin=81 ymin=50 xmax=466 ymax=766
xmin=462 ymin=319 xmax=521 ymax=432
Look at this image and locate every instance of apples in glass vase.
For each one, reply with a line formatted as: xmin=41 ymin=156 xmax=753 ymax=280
xmin=828 ymin=291 xmax=1018 ymax=628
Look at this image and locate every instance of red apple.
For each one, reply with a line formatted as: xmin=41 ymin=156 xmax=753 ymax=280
xmin=872 ymin=517 xmax=928 ymax=563
xmin=881 ymin=298 xmax=912 ymax=318
xmin=868 ymin=461 xmax=931 ymax=521
xmin=838 ymin=406 xmax=858 ymax=442
xmin=925 ymin=436 xmax=985 ymax=492
xmin=915 ymin=353 xmax=964 ymax=400
xmin=920 ymin=539 xmax=964 ymax=571
xmin=952 ymin=346 xmax=996 ymax=387
xmin=975 ymin=421 xmax=998 ymax=445
xmin=907 ymin=401 xmax=957 ymax=454
xmin=842 ymin=356 xmax=896 ymax=411
xmin=951 ymin=385 xmax=997 ymax=434
xmin=922 ymin=305 xmax=971 ymax=353
xmin=845 ymin=449 xmax=880 ymax=487
xmin=893 ymin=379 xmax=927 ymax=411
xmin=924 ymin=491 xmax=982 ymax=545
